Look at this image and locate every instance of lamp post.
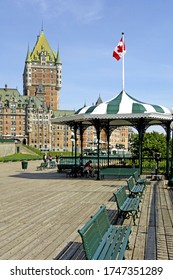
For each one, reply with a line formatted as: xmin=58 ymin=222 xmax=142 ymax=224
xmin=168 ymin=122 xmax=173 ymax=186
xmin=71 ymin=133 xmax=75 ymax=157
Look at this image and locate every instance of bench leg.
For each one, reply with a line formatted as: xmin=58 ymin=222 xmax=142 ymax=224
xmin=124 ymin=211 xmax=138 ymax=226
xmin=132 ymin=210 xmax=139 ymax=226
xmin=37 ymin=167 xmax=42 ymax=171
xmin=126 ymin=240 xmax=130 ymax=250
xmin=132 ymin=215 xmax=137 ymax=226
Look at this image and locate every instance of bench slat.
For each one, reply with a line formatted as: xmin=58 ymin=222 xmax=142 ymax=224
xmin=100 ymin=167 xmax=139 ymax=179
xmin=114 ymin=186 xmax=140 ymax=226
xmin=78 ymin=205 xmax=131 ymax=260
xmin=96 ymin=226 xmax=131 ymax=260
xmin=133 ymin=171 xmax=147 ymax=187
xmin=127 ymin=176 xmax=145 ymax=197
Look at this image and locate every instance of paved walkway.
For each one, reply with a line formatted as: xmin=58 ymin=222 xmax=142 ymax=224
xmin=0 ymin=160 xmax=172 ymax=260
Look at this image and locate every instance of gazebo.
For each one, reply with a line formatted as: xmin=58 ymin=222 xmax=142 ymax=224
xmin=52 ymin=90 xmax=173 ymax=180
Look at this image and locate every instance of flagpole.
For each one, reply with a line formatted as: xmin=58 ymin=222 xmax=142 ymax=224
xmin=122 ymin=32 xmax=125 ymax=91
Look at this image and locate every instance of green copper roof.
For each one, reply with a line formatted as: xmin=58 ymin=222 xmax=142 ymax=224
xmin=0 ymin=87 xmax=21 ymax=99
xmin=25 ymin=46 xmax=31 ymax=62
xmin=0 ymin=87 xmax=48 ymax=110
xmin=53 ymin=110 xmax=74 ymax=118
xmin=56 ymin=50 xmax=62 ymax=64
xmin=29 ymin=31 xmax=56 ymax=63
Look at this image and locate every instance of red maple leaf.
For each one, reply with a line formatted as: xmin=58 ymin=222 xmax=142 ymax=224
xmin=117 ymin=45 xmax=123 ymax=53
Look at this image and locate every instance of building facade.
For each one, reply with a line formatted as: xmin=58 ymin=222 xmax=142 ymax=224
xmin=23 ymin=30 xmax=62 ymax=111
xmin=0 ymin=85 xmax=52 ymax=148
xmin=0 ymin=86 xmax=27 ymax=142
xmin=0 ymin=29 xmax=129 ymax=153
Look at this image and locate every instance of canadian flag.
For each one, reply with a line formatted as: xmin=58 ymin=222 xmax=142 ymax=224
xmin=113 ymin=37 xmax=126 ymax=60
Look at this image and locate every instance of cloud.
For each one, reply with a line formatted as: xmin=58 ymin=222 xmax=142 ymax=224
xmin=17 ymin=0 xmax=104 ymax=24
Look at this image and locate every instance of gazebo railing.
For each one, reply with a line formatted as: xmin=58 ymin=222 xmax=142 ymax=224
xmin=57 ymin=155 xmax=168 ymax=175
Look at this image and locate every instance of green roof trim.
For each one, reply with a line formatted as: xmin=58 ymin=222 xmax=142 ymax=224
xmin=85 ymin=105 xmax=97 ymax=113
xmin=132 ymin=103 xmax=146 ymax=113
xmin=125 ymin=92 xmax=143 ymax=103
xmin=106 ymin=91 xmax=123 ymax=114
xmin=152 ymin=105 xmax=165 ymax=113
xmin=107 ymin=104 xmax=119 ymax=114
xmin=75 ymin=106 xmax=85 ymax=114
xmin=126 ymin=92 xmax=165 ymax=113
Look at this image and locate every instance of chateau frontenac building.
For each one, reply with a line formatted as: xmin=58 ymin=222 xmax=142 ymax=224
xmin=23 ymin=29 xmax=62 ymax=110
xmin=0 ymin=29 xmax=129 ymax=152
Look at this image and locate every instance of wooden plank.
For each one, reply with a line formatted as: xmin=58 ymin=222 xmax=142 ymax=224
xmin=0 ymin=161 xmax=172 ymax=260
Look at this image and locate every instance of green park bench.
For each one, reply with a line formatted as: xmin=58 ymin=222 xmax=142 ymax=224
xmin=36 ymin=162 xmax=48 ymax=171
xmin=133 ymin=171 xmax=147 ymax=187
xmin=49 ymin=161 xmax=56 ymax=169
xmin=66 ymin=166 xmax=84 ymax=177
xmin=100 ymin=167 xmax=139 ymax=179
xmin=127 ymin=176 xmax=145 ymax=198
xmin=113 ymin=185 xmax=140 ymax=226
xmin=57 ymin=164 xmax=76 ymax=173
xmin=78 ymin=205 xmax=131 ymax=260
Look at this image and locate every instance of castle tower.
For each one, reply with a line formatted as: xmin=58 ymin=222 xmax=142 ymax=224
xmin=23 ymin=30 xmax=62 ymax=110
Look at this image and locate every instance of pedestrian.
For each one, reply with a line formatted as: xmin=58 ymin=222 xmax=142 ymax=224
xmin=83 ymin=160 xmax=95 ymax=177
xmin=49 ymin=153 xmax=52 ymax=161
xmin=55 ymin=154 xmax=59 ymax=163
xmin=43 ymin=153 xmax=47 ymax=163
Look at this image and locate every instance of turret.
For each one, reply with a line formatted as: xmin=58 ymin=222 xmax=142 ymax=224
xmin=56 ymin=49 xmax=62 ymax=90
xmin=23 ymin=45 xmax=32 ymax=95
xmin=25 ymin=45 xmax=31 ymax=63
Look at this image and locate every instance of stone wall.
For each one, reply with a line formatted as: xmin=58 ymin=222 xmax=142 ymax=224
xmin=0 ymin=143 xmax=15 ymax=157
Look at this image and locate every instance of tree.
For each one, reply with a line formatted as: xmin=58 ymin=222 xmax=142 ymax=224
xmin=129 ymin=131 xmax=167 ymax=159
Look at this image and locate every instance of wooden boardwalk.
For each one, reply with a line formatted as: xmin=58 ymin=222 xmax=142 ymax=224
xmin=0 ymin=161 xmax=172 ymax=260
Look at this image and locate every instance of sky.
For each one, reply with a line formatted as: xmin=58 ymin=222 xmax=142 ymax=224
xmin=1 ymin=0 xmax=173 ymax=127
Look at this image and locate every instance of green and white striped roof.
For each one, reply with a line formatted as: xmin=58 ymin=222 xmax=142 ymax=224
xmin=51 ymin=90 xmax=172 ymax=127
xmin=75 ymin=91 xmax=171 ymax=115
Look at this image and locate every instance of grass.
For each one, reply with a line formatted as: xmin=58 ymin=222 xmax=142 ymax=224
xmin=0 ymin=150 xmax=75 ymax=162
xmin=0 ymin=153 xmax=42 ymax=162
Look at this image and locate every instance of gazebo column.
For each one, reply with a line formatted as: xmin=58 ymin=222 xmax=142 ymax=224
xmin=79 ymin=124 xmax=84 ymax=156
xmin=94 ymin=120 xmax=101 ymax=180
xmin=74 ymin=124 xmax=78 ymax=178
xmin=107 ymin=125 xmax=110 ymax=166
xmin=137 ymin=118 xmax=145 ymax=175
xmin=165 ymin=123 xmax=171 ymax=180
xmin=103 ymin=121 xmax=111 ymax=167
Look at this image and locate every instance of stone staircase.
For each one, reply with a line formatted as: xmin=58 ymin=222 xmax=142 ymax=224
xmin=17 ymin=144 xmax=38 ymax=155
